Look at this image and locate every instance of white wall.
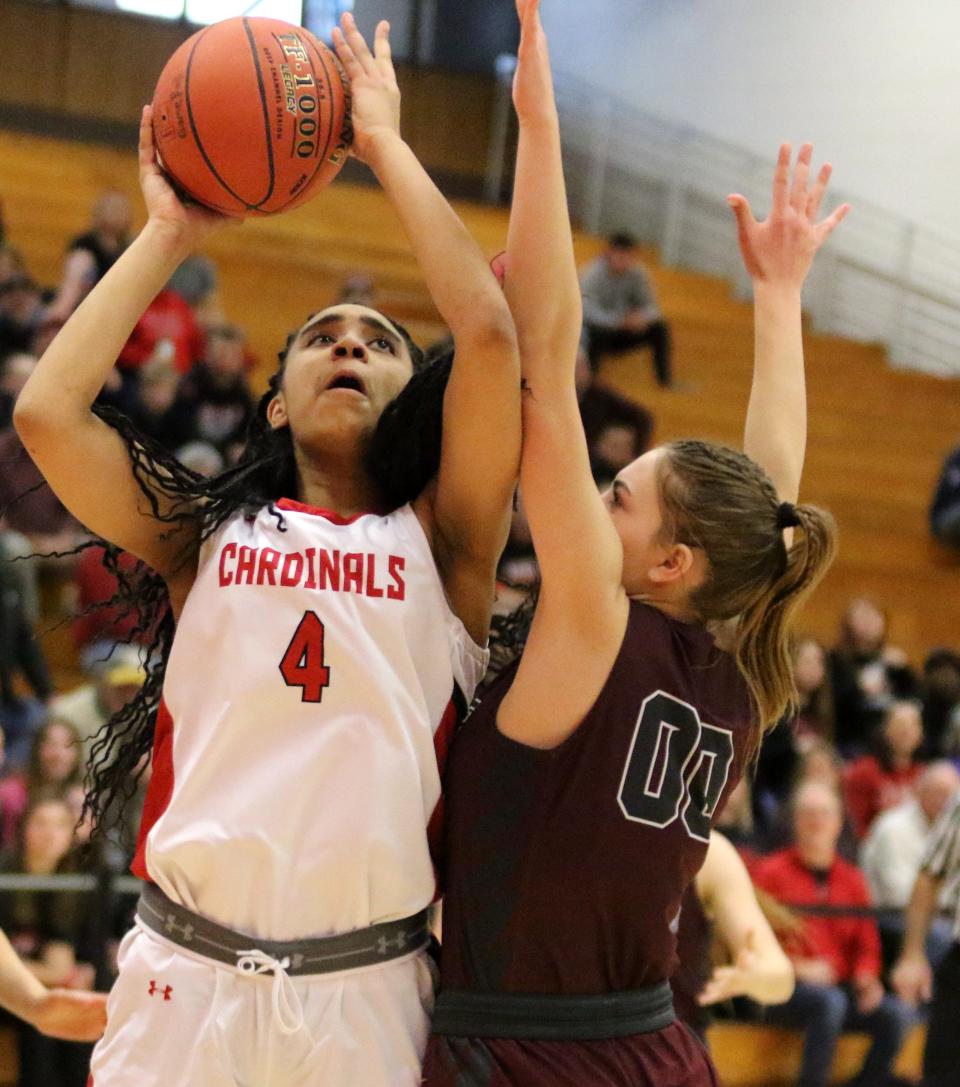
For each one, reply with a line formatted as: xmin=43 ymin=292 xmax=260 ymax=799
xmin=540 ymin=0 xmax=960 ymax=237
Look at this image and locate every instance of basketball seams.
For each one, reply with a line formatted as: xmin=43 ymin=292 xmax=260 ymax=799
xmin=183 ymin=29 xmax=256 ymax=213
xmin=241 ymin=17 xmax=277 ymax=209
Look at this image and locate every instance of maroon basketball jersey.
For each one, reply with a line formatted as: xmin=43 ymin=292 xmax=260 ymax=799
xmin=438 ymin=600 xmax=753 ymax=995
xmin=671 ymin=883 xmax=713 ymax=1038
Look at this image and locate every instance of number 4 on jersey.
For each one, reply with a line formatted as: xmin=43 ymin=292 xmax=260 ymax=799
xmin=617 ymin=690 xmax=735 ymax=843
xmin=279 ymin=612 xmax=331 ymax=702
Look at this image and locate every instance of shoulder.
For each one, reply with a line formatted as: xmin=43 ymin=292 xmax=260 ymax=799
xmin=754 ymin=848 xmax=792 ymax=882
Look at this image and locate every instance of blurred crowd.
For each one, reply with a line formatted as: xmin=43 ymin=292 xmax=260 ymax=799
xmin=1 ymin=195 xmax=958 ymax=1085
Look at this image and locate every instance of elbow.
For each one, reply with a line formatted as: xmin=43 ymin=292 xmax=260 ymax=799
xmin=767 ymin=959 xmax=797 ymax=1005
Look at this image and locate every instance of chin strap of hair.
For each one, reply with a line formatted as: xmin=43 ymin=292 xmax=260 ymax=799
xmin=776 ymin=501 xmax=802 ymax=531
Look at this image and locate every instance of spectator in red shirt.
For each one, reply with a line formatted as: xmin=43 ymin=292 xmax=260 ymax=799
xmin=117 ymin=288 xmax=205 ymax=377
xmin=844 ymin=699 xmax=925 ymax=840
xmin=71 ymin=545 xmax=150 ymax=672
xmin=755 ymin=780 xmax=911 ymax=1087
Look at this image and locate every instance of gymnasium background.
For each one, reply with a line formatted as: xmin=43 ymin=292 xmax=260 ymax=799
xmin=0 ymin=1 xmax=958 ymax=1084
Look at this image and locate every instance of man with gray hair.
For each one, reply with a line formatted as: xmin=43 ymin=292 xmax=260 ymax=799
xmin=755 ymin=780 xmax=912 ymax=1087
xmin=861 ymin=761 xmax=960 ymax=965
xmin=893 ymin=787 xmax=960 ymax=1087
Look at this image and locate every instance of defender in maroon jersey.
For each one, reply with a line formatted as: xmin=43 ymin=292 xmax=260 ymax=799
xmin=422 ymin=3 xmax=846 ymax=1084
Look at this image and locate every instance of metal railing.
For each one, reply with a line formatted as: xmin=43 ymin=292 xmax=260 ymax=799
xmin=487 ymin=64 xmax=960 ymax=379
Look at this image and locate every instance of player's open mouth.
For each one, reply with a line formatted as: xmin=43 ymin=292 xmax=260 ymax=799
xmin=325 ymin=371 xmax=368 ymax=396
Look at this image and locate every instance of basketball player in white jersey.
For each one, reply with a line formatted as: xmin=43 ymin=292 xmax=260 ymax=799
xmin=14 ymin=15 xmax=519 ymax=1086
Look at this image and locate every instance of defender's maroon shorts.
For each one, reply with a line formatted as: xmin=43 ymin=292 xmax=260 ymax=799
xmin=422 ymin=1020 xmax=720 ymax=1087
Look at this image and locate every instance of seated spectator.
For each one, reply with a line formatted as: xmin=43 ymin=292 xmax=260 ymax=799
xmin=860 ymin=761 xmax=959 ymax=967
xmin=829 ymin=597 xmax=918 ymax=756
xmin=0 ymin=353 xmax=81 ymax=557
xmin=714 ymin=777 xmax=760 ymax=859
xmin=755 ymin=781 xmax=912 ymax=1087
xmin=0 ymin=251 xmax=45 ymax=358
xmin=46 ymin=190 xmax=132 ymax=326
xmin=127 ymin=357 xmax=193 ymax=450
xmin=575 ymin=342 xmax=654 ymax=463
xmin=0 ymin=718 xmax=84 ymax=853
xmin=117 ymin=285 xmax=205 ymax=382
xmin=761 ymin=741 xmax=857 ymax=861
xmin=844 ymin=700 xmax=925 ymax=840
xmin=922 ymin=648 xmax=960 ymax=758
xmin=50 ymin=648 xmax=145 ymax=763
xmin=0 ymin=531 xmax=51 ymax=770
xmin=71 ymin=545 xmax=150 ymax=672
xmin=174 ymin=324 xmax=254 ymax=455
xmin=176 ymin=440 xmax=223 ymax=478
xmin=337 ymin=272 xmax=376 ymax=308
xmin=755 ymin=638 xmax=837 ymax=834
xmin=580 ymin=232 xmax=673 ymax=386
xmin=497 ymin=491 xmax=538 ymax=589
xmin=0 ymin=350 xmax=38 ymax=429
xmin=167 ymin=253 xmax=219 ymax=316
xmin=0 ymin=797 xmax=97 ymax=1087
xmin=930 ymin=443 xmax=960 ymax=548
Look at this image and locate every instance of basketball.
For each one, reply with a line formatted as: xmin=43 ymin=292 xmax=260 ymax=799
xmin=151 ymin=16 xmax=352 ymax=217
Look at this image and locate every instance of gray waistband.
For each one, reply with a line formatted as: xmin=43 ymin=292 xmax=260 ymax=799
xmin=431 ymin=982 xmax=675 ymax=1041
xmin=137 ymin=882 xmax=429 ymax=977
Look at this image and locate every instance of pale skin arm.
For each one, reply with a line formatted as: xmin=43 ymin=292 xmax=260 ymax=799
xmin=0 ymin=931 xmax=106 ymax=1042
xmin=13 ymin=108 xmax=228 ymax=589
xmin=333 ymin=15 xmax=520 ymax=643
xmin=891 ymin=869 xmax=941 ymax=1005
xmin=696 ymin=832 xmax=795 ymax=1006
xmin=730 ymin=143 xmax=849 ymax=504
xmin=493 ymin=0 xmax=628 ymax=746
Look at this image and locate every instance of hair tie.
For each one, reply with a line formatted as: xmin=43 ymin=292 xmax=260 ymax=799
xmin=776 ymin=501 xmax=801 ymax=531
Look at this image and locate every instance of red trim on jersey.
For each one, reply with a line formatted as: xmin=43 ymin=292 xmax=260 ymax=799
xmin=275 ymin=498 xmax=369 ymax=525
xmin=427 ymin=696 xmax=460 ymax=900
xmin=131 ymin=698 xmax=176 ymax=881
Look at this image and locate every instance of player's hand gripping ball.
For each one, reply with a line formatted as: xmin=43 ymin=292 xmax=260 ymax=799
xmin=152 ymin=17 xmax=352 ymax=216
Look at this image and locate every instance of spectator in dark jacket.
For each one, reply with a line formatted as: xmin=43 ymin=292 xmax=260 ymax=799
xmin=829 ymin=597 xmax=918 ymax=756
xmin=930 ymin=444 xmax=960 ymax=548
xmin=0 ymin=532 xmax=51 ymax=770
xmin=921 ymin=649 xmax=960 ymax=758
xmin=174 ymin=324 xmax=254 ymax=457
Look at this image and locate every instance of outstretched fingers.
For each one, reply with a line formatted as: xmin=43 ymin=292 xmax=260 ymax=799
xmin=817 ymin=201 xmax=852 ymax=241
xmin=806 ymin=162 xmax=832 ymax=220
xmin=771 ymin=142 xmax=792 ymax=216
xmin=727 ymin=193 xmax=756 ymax=244
xmin=789 ymin=142 xmax=813 ymax=213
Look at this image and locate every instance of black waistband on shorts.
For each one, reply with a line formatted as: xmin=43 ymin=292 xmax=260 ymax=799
xmin=137 ymin=881 xmax=429 ymax=977
xmin=431 ymin=982 xmax=675 ymax=1041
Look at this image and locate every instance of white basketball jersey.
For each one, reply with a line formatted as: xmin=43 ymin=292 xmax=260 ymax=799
xmin=132 ymin=499 xmax=487 ymax=942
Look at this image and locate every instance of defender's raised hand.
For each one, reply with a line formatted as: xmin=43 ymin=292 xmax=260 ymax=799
xmin=512 ymin=0 xmax=555 ymax=123
xmin=333 ymin=14 xmax=401 ymax=163
xmin=728 ymin=143 xmax=850 ymax=289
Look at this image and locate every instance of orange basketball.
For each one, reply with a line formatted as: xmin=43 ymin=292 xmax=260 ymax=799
xmin=152 ymin=17 xmax=351 ymax=217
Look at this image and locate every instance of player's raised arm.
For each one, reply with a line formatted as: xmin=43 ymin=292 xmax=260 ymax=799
xmin=730 ymin=144 xmax=849 ymax=504
xmin=500 ymin=0 xmax=625 ymax=623
xmin=333 ymin=14 xmax=520 ymax=642
xmin=13 ymin=107 xmax=228 ymax=580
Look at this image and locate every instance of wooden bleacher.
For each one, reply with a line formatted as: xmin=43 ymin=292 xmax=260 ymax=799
xmin=0 ymin=130 xmax=957 ymax=1083
xmin=2 ymin=127 xmax=956 ymax=673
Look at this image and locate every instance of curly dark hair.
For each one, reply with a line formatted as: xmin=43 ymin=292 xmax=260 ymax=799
xmin=22 ymin=313 xmax=457 ymax=836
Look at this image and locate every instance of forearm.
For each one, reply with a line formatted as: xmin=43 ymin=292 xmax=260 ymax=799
xmin=902 ymin=871 xmax=941 ymax=959
xmin=16 ymin=223 xmax=191 ymax=428
xmin=365 ymin=132 xmax=512 ymax=342
xmin=0 ymin=933 xmax=49 ymax=1024
xmin=743 ymin=283 xmax=806 ymax=502
xmin=505 ymin=114 xmax=582 ymax=377
xmin=745 ymin=950 xmax=795 ymax=1004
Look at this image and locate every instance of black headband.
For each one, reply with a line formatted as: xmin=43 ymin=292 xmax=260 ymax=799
xmin=777 ymin=501 xmax=801 ymax=530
